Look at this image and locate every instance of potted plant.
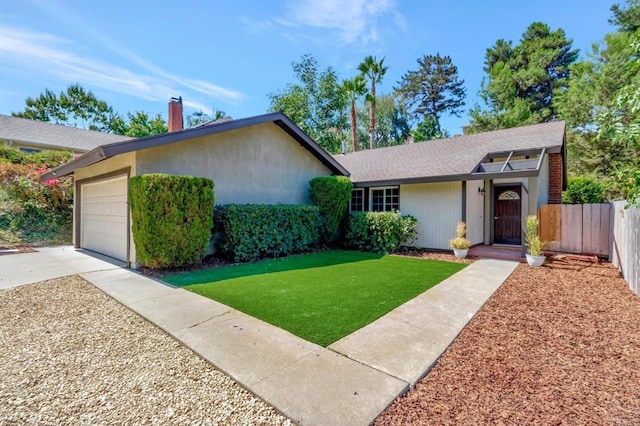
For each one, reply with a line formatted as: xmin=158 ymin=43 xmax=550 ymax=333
xmin=525 ymin=215 xmax=545 ymax=267
xmin=450 ymin=221 xmax=471 ymax=258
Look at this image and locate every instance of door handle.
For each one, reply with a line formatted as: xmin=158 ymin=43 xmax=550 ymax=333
xmin=494 ymin=216 xmax=499 ymax=220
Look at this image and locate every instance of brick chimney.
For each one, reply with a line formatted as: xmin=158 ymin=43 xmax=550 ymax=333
xmin=168 ymin=97 xmax=183 ymax=132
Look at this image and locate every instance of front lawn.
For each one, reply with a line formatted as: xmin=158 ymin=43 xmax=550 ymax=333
xmin=164 ymin=250 xmax=466 ymax=347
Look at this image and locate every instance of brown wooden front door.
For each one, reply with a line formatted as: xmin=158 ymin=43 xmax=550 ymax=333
xmin=494 ymin=185 xmax=522 ymax=245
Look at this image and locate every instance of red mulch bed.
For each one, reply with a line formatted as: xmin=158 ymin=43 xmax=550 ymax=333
xmin=376 ymin=257 xmax=640 ymax=425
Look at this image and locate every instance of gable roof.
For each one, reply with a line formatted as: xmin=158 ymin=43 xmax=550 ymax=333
xmin=0 ymin=114 xmax=131 ymax=152
xmin=42 ymin=112 xmax=349 ymax=180
xmin=334 ymin=121 xmax=566 ymax=186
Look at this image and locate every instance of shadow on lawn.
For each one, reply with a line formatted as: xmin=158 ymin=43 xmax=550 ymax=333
xmin=163 ymin=249 xmax=384 ymax=286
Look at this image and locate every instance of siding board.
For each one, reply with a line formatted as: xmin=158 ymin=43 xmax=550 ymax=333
xmin=401 ymin=182 xmax=462 ymax=249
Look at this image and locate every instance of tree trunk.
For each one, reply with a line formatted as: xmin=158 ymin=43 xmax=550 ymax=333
xmin=370 ymin=83 xmax=376 ymax=149
xmin=351 ymin=101 xmax=358 ymax=152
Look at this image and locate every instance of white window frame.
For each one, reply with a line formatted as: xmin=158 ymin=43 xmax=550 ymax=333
xmin=369 ymin=186 xmax=400 ymax=212
xmin=349 ymin=188 xmax=365 ymax=212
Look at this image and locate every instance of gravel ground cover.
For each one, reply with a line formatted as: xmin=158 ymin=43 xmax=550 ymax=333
xmin=0 ymin=275 xmax=291 ymax=425
xmin=376 ymin=257 xmax=640 ymax=424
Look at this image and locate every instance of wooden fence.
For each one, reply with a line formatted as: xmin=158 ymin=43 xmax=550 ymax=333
xmin=538 ymin=204 xmax=612 ymax=257
xmin=610 ymin=201 xmax=640 ymax=296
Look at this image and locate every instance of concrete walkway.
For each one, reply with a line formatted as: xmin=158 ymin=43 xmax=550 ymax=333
xmin=0 ymin=247 xmax=518 ymax=425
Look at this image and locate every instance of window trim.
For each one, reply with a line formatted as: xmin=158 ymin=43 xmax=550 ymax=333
xmin=369 ymin=186 xmax=400 ymax=212
xmin=349 ymin=188 xmax=365 ymax=212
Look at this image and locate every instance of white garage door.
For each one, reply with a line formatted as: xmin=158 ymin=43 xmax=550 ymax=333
xmin=80 ymin=175 xmax=128 ymax=262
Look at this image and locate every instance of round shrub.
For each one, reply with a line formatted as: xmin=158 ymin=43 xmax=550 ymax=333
xmin=562 ymin=176 xmax=606 ymax=204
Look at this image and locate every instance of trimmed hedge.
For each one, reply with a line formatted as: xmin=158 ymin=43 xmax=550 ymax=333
xmin=215 ymin=204 xmax=321 ymax=262
xmin=129 ymin=174 xmax=214 ymax=269
xmin=345 ymin=211 xmax=418 ymax=254
xmin=309 ymin=176 xmax=353 ymax=242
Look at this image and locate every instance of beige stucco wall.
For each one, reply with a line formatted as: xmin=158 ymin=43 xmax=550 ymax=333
xmin=135 ymin=123 xmax=333 ymax=205
xmin=73 ymin=152 xmax=137 ymax=266
xmin=400 ymin=182 xmax=462 ymax=249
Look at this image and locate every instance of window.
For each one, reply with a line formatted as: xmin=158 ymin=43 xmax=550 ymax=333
xmin=370 ymin=187 xmax=399 ymax=212
xmin=350 ymin=188 xmax=364 ymax=212
xmin=19 ymin=147 xmax=41 ymax=154
xmin=498 ymin=190 xmax=520 ymax=200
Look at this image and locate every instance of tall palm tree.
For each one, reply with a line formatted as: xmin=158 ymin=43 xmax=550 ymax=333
xmin=342 ymin=75 xmax=367 ymax=152
xmin=358 ymin=56 xmax=388 ymax=149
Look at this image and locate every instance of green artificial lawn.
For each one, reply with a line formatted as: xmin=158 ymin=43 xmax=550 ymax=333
xmin=164 ymin=250 xmax=466 ymax=347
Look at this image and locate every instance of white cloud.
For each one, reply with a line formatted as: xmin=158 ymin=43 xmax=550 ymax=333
xmin=0 ymin=26 xmax=244 ymax=110
xmin=276 ymin=0 xmax=404 ymax=45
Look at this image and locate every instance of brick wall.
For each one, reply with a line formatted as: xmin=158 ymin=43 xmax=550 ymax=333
xmin=548 ymin=153 xmax=563 ymax=204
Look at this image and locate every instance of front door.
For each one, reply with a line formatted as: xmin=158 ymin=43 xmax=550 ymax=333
xmin=494 ymin=185 xmax=522 ymax=245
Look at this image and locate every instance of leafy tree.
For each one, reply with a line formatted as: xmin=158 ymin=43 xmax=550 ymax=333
xmin=469 ymin=22 xmax=579 ymax=132
xmin=555 ymin=0 xmax=640 ymax=202
xmin=186 ymin=108 xmax=226 ymax=128
xmin=13 ymin=83 xmax=117 ymax=132
xmin=562 ymin=176 xmax=607 ymax=204
xmin=358 ymin=56 xmax=389 ymax=149
xmin=342 ymin=75 xmax=367 ymax=151
xmin=13 ymin=83 xmax=167 ymax=137
xmin=596 ymin=31 xmax=640 ymax=204
xmin=355 ymin=94 xmax=411 ymax=148
xmin=111 ymin=111 xmax=168 ymax=138
xmin=395 ymin=54 xmax=466 ymax=133
xmin=412 ymin=116 xmax=450 ymax=142
xmin=610 ymin=0 xmax=640 ymax=31
xmin=268 ymin=54 xmax=348 ymax=154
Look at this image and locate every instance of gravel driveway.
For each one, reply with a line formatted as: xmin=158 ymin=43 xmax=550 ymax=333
xmin=0 ymin=275 xmax=291 ymax=425
xmin=376 ymin=258 xmax=640 ymax=424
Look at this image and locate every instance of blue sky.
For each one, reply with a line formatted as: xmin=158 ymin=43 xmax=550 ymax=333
xmin=0 ymin=0 xmax=615 ymax=135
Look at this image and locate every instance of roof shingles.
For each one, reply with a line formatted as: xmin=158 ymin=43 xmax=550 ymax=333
xmin=0 ymin=115 xmax=131 ymax=152
xmin=334 ymin=121 xmax=565 ymax=184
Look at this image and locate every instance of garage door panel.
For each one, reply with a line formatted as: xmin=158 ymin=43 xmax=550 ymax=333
xmin=81 ymin=175 xmax=128 ymax=262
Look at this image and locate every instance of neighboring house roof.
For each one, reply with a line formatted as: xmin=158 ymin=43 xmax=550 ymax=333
xmin=334 ymin=121 xmax=566 ymax=186
xmin=42 ymin=112 xmax=349 ymax=180
xmin=0 ymin=114 xmax=131 ymax=152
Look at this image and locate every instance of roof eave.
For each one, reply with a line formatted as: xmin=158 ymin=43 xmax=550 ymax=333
xmin=351 ymin=169 xmax=542 ymax=187
xmin=40 ymin=111 xmax=349 ymax=180
xmin=41 ymin=148 xmax=107 ymax=181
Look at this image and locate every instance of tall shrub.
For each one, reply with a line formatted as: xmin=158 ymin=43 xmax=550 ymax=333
xmin=345 ymin=211 xmax=418 ymax=254
xmin=562 ymin=176 xmax=606 ymax=204
xmin=308 ymin=175 xmax=353 ymax=242
xmin=215 ymin=204 xmax=320 ymax=262
xmin=129 ymin=174 xmax=214 ymax=268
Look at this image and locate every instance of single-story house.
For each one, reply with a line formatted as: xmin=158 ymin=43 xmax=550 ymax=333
xmin=0 ymin=114 xmax=130 ymax=153
xmin=42 ymin=100 xmax=348 ymax=266
xmin=334 ymin=121 xmax=566 ymax=254
xmin=43 ymin=95 xmax=565 ymax=265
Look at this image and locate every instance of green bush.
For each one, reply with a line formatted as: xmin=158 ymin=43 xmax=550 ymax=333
xmin=562 ymin=176 xmax=606 ymax=204
xmin=0 ymin=146 xmax=73 ymax=168
xmin=129 ymin=174 xmax=214 ymax=269
xmin=309 ymin=176 xmax=353 ymax=242
xmin=215 ymin=204 xmax=321 ymax=262
xmin=345 ymin=211 xmax=418 ymax=254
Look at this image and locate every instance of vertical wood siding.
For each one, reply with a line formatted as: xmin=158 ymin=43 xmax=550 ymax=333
xmin=401 ymin=182 xmax=462 ymax=249
xmin=611 ymin=201 xmax=640 ymax=296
